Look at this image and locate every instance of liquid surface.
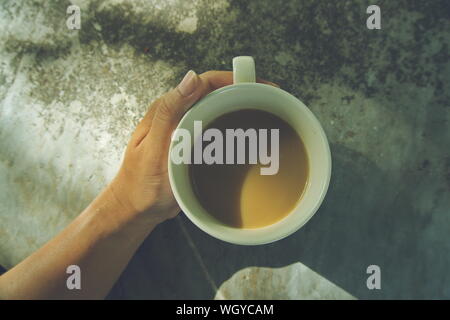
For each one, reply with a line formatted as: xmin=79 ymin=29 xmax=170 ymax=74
xmin=189 ymin=109 xmax=309 ymax=229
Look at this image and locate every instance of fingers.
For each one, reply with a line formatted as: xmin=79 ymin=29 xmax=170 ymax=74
xmin=202 ymin=71 xmax=233 ymax=90
xmin=257 ymin=78 xmax=280 ymax=88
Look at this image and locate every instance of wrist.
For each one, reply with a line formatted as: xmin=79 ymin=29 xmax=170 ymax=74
xmin=107 ymin=181 xmax=139 ymax=220
xmin=83 ymin=185 xmax=158 ymax=242
xmin=108 ymin=171 xmax=175 ymax=226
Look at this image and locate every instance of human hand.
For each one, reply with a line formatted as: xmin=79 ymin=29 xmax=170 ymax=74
xmin=108 ymin=70 xmax=278 ymax=226
xmin=0 ymin=70 xmax=276 ymax=301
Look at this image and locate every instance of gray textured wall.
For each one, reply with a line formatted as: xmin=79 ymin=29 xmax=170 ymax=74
xmin=0 ymin=0 xmax=449 ymax=299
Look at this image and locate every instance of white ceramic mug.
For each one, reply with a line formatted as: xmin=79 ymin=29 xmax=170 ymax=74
xmin=168 ymin=56 xmax=331 ymax=245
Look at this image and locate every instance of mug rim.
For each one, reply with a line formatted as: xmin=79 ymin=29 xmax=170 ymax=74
xmin=168 ymin=83 xmax=332 ymax=245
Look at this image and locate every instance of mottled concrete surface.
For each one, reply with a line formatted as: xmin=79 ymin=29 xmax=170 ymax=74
xmin=0 ymin=0 xmax=449 ymax=299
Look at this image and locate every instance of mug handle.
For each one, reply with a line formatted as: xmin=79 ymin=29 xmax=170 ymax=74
xmin=233 ymin=56 xmax=256 ymax=84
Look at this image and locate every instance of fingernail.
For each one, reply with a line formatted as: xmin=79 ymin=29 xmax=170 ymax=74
xmin=269 ymin=81 xmax=280 ymax=88
xmin=177 ymin=70 xmax=197 ymax=97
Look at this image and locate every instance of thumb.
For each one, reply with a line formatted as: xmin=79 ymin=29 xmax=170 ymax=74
xmin=144 ymin=70 xmax=201 ymax=149
xmin=156 ymin=70 xmax=200 ymax=123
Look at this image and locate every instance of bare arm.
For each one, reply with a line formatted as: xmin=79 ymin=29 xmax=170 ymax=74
xmin=0 ymin=71 xmax=278 ymax=299
xmin=0 ymin=185 xmax=156 ymax=299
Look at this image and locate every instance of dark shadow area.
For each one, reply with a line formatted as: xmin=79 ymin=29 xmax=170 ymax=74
xmin=110 ymin=142 xmax=449 ymax=299
xmin=175 ymin=143 xmax=403 ymax=299
xmin=107 ymin=216 xmax=215 ymax=299
xmin=182 ymin=143 xmax=449 ymax=299
xmin=0 ymin=265 xmax=6 ymax=276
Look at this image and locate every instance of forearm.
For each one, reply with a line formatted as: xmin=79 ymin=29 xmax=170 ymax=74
xmin=0 ymin=185 xmax=157 ymax=300
xmin=0 ymin=70 xmax=246 ymax=300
